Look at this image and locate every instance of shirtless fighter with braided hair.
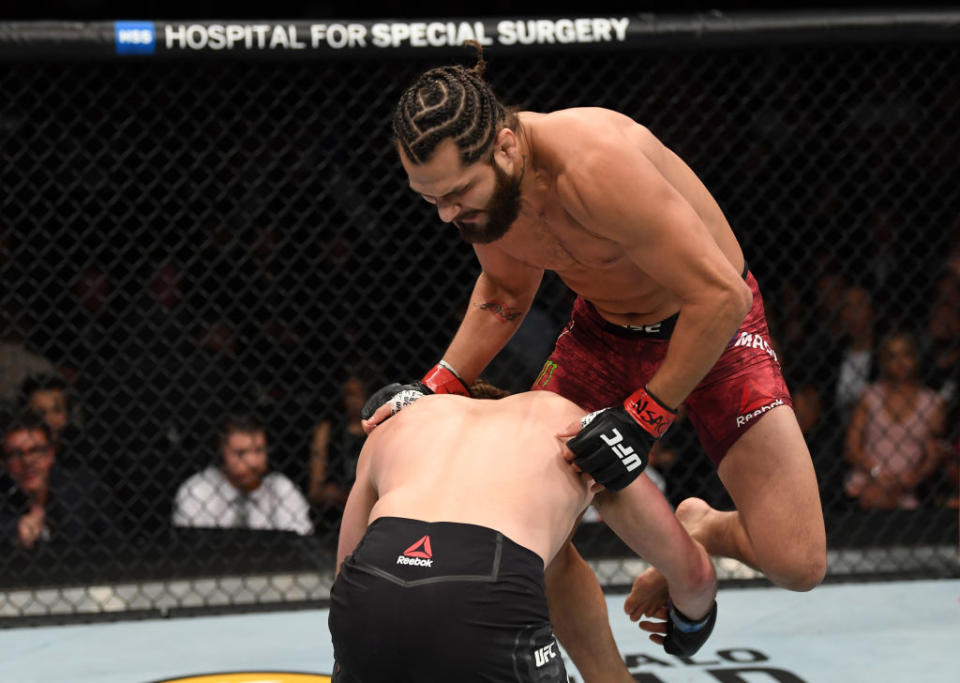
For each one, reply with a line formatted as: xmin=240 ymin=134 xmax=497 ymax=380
xmin=363 ymin=45 xmax=825 ymax=681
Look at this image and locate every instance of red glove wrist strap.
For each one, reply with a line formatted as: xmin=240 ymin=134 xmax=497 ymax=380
xmin=623 ymin=385 xmax=677 ymax=438
xmin=422 ymin=362 xmax=470 ymax=396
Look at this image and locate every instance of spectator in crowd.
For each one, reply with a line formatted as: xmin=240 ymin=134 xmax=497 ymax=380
xmin=834 ymin=285 xmax=877 ymax=418
xmin=844 ymin=332 xmax=948 ymax=510
xmin=18 ymin=373 xmax=70 ymax=447
xmin=1 ymin=410 xmax=120 ymax=550
xmin=308 ymin=374 xmax=369 ymax=534
xmin=18 ymin=372 xmax=102 ymax=473
xmin=173 ymin=414 xmax=312 ymax=535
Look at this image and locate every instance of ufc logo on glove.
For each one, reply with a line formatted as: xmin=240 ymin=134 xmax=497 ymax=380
xmin=567 ymin=386 xmax=676 ymax=491
xmin=599 ymin=428 xmax=643 ymax=473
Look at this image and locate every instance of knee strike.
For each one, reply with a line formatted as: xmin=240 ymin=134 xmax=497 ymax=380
xmin=769 ymin=543 xmax=826 ymax=592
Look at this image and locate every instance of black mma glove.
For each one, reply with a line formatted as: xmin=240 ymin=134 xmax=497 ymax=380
xmin=360 ymin=361 xmax=470 ymax=421
xmin=566 ymin=385 xmax=677 ymax=492
xmin=664 ymin=599 xmax=718 ymax=656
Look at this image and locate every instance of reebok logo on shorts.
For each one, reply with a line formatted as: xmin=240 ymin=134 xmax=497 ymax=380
xmin=735 ymin=398 xmax=784 ymax=427
xmin=396 ymin=535 xmax=433 ymax=567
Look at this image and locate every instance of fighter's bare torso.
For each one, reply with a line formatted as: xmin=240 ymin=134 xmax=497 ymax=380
xmin=481 ymin=108 xmax=744 ymax=326
xmin=364 ymin=391 xmax=592 ymax=565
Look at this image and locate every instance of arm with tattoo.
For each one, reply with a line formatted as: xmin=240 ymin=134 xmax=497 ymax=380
xmin=477 ymin=300 xmax=525 ymax=323
xmin=441 ymin=269 xmax=541 ymax=383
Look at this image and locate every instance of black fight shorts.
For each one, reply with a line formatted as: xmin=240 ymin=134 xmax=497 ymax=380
xmin=329 ymin=517 xmax=566 ymax=683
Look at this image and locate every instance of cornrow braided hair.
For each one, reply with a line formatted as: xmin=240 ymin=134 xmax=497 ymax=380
xmin=394 ymin=41 xmax=507 ymax=165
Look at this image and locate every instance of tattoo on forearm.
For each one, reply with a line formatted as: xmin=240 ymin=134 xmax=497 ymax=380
xmin=477 ymin=301 xmax=523 ymax=322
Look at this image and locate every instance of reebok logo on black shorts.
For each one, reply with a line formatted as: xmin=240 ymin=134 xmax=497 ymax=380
xmin=396 ymin=535 xmax=434 ymax=567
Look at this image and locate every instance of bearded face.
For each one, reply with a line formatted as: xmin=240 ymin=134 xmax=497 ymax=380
xmin=454 ymin=156 xmax=524 ymax=245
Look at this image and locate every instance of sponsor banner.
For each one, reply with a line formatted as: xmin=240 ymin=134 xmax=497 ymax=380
xmin=0 ymin=17 xmax=633 ymax=59
xmin=156 ymin=18 xmax=630 ymax=53
xmin=4 ymin=12 xmax=960 ymax=60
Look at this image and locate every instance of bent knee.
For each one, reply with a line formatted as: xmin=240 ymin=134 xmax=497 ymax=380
xmin=765 ymin=545 xmax=827 ymax=592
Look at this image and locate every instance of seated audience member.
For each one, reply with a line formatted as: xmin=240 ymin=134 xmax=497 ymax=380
xmin=19 ymin=374 xmax=70 ymax=440
xmin=18 ymin=374 xmax=115 ymax=488
xmin=844 ymin=332 xmax=948 ymax=510
xmin=330 ymin=386 xmax=717 ymax=681
xmin=1 ymin=410 xmax=119 ymax=550
xmin=308 ymin=373 xmax=369 ymax=531
xmin=173 ymin=414 xmax=313 ymax=535
xmin=17 ymin=373 xmax=92 ymax=464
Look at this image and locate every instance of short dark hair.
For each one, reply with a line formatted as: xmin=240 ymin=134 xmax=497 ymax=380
xmin=393 ymin=43 xmax=510 ymax=165
xmin=2 ymin=409 xmax=52 ymax=450
xmin=468 ymin=379 xmax=511 ymax=400
xmin=18 ymin=373 xmax=69 ymax=409
xmin=219 ymin=414 xmax=266 ymax=447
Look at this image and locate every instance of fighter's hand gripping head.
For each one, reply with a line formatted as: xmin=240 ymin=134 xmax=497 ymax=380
xmin=360 ymin=361 xmax=470 ymax=429
xmin=566 ymin=386 xmax=677 ymax=491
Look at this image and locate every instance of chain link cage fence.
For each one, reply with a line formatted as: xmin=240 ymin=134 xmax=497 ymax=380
xmin=1 ymin=12 xmax=958 ymax=623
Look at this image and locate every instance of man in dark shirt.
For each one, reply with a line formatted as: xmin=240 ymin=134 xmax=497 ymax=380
xmin=1 ymin=410 xmax=119 ymax=551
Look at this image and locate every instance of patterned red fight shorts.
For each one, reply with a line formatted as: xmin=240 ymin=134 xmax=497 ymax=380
xmin=531 ymin=271 xmax=792 ymax=467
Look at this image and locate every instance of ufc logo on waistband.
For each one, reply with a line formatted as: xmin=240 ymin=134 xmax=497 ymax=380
xmin=600 ymin=429 xmax=642 ymax=472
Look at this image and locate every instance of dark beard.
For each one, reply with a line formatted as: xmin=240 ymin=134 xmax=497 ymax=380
xmin=455 ymin=157 xmax=524 ymax=245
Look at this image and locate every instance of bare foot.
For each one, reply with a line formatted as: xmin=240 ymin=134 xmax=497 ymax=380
xmin=675 ymin=496 xmax=714 ymax=542
xmin=623 ymin=567 xmax=669 ymax=622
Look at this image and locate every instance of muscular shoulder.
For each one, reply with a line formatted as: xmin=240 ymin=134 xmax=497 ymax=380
xmin=530 ymin=110 xmax=665 ymax=231
xmin=529 ymin=108 xmax=654 ymax=171
xmin=529 ymin=108 xmax=644 ymax=148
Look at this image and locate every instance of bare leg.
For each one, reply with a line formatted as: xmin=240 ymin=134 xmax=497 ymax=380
xmin=627 ymin=406 xmax=826 ymax=613
xmin=545 ymin=541 xmax=633 ymax=683
xmin=712 ymin=406 xmax=826 ymax=590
